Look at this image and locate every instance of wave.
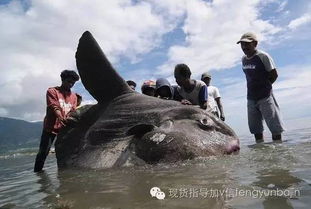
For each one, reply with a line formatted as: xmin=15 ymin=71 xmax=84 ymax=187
xmin=0 ymin=147 xmax=39 ymax=159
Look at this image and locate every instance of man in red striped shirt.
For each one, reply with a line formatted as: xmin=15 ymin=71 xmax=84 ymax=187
xmin=34 ymin=70 xmax=80 ymax=172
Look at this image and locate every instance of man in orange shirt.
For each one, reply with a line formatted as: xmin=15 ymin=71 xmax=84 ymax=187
xmin=34 ymin=70 xmax=80 ymax=172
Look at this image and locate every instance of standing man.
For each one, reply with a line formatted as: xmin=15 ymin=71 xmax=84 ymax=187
xmin=201 ymin=73 xmax=225 ymax=121
xmin=174 ymin=64 xmax=208 ymax=110
xmin=237 ymin=32 xmax=285 ymax=142
xmin=34 ymin=70 xmax=80 ymax=172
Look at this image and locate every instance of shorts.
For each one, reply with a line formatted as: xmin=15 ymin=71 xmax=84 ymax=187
xmin=247 ymin=94 xmax=285 ymax=135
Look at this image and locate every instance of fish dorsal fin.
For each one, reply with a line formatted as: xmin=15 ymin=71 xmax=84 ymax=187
xmin=75 ymin=31 xmax=132 ymax=103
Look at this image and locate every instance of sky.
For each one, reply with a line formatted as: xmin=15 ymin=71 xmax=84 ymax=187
xmin=0 ymin=0 xmax=310 ymax=135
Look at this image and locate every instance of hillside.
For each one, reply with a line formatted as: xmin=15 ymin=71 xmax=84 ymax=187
xmin=0 ymin=117 xmax=42 ymax=149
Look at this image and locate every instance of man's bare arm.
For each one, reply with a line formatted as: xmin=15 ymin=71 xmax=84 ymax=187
xmin=215 ymin=97 xmax=225 ymax=121
xmin=269 ymin=69 xmax=278 ymax=84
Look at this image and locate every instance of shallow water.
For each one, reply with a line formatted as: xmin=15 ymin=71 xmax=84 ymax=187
xmin=0 ymin=128 xmax=310 ymax=209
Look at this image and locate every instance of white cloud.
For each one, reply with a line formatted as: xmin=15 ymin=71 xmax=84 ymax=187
xmin=276 ymin=0 xmax=288 ymax=13
xmin=80 ymin=99 xmax=97 ymax=106
xmin=288 ymin=13 xmax=311 ymax=30
xmin=0 ymin=0 xmax=175 ymax=121
xmin=156 ymin=0 xmax=282 ymax=77
xmin=273 ymin=65 xmax=311 ymax=113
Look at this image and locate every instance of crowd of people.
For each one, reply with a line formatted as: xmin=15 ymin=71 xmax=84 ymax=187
xmin=34 ymin=32 xmax=285 ymax=172
xmin=126 ymin=64 xmax=224 ymax=119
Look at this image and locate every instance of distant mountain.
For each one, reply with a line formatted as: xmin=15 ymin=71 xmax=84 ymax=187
xmin=0 ymin=117 xmax=42 ymax=150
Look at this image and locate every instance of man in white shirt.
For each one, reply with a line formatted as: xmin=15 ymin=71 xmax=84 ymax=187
xmin=201 ymin=73 xmax=225 ymax=121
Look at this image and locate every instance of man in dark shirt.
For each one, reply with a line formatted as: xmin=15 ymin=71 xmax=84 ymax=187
xmin=237 ymin=32 xmax=285 ymax=142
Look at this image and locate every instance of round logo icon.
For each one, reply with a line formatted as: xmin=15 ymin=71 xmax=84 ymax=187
xmin=150 ymin=187 xmax=165 ymax=200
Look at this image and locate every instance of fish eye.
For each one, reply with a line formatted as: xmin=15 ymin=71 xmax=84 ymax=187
xmin=200 ymin=118 xmax=213 ymax=126
xmin=198 ymin=118 xmax=214 ymax=130
xmin=201 ymin=118 xmax=208 ymax=125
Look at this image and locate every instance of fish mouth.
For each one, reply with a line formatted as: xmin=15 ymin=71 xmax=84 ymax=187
xmin=224 ymin=139 xmax=240 ymax=154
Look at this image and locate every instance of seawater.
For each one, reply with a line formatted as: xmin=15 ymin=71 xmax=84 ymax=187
xmin=0 ymin=128 xmax=310 ymax=209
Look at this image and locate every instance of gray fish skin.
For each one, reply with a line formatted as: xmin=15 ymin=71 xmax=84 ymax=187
xmin=55 ymin=31 xmax=240 ymax=169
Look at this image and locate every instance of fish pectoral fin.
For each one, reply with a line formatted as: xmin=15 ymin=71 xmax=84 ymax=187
xmin=126 ymin=124 xmax=156 ymax=137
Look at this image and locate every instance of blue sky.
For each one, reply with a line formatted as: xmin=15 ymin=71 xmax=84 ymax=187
xmin=0 ymin=0 xmax=310 ymax=135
